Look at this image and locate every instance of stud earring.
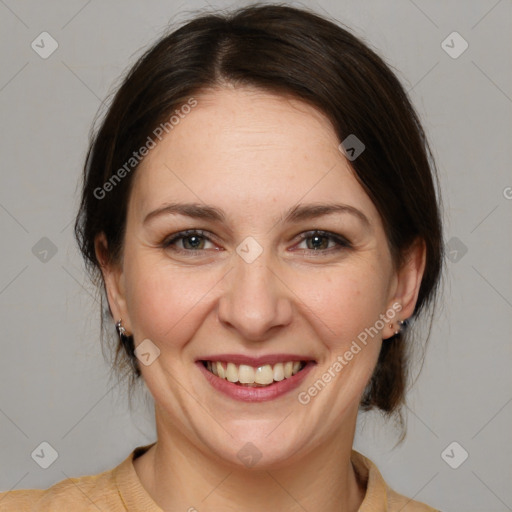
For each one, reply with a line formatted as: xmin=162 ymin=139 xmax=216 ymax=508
xmin=388 ymin=319 xmax=407 ymax=336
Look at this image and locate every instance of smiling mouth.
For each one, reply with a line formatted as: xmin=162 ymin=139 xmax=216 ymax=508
xmin=201 ymin=360 xmax=309 ymax=387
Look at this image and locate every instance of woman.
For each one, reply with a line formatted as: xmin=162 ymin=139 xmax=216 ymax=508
xmin=0 ymin=3 xmax=444 ymax=511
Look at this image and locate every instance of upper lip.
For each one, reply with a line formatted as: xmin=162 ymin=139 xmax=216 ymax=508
xmin=197 ymin=354 xmax=316 ymax=367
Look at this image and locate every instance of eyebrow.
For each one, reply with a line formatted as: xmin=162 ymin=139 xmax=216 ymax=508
xmin=143 ymin=202 xmax=371 ymax=228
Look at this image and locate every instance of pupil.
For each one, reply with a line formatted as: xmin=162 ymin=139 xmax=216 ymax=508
xmin=185 ymin=236 xmax=202 ymax=249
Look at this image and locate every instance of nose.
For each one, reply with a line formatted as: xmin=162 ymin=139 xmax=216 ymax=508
xmin=217 ymin=251 xmax=294 ymax=342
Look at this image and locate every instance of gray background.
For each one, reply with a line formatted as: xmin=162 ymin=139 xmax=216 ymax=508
xmin=0 ymin=1 xmax=511 ymax=510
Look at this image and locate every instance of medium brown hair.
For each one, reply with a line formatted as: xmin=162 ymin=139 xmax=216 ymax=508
xmin=74 ymin=3 xmax=445 ymax=428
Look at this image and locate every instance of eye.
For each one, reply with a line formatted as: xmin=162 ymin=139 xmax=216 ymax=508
xmin=293 ymin=230 xmax=352 ymax=253
xmin=161 ymin=229 xmax=352 ymax=257
xmin=162 ymin=229 xmax=217 ymax=254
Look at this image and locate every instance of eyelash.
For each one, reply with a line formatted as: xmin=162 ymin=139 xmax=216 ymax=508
xmin=161 ymin=229 xmax=352 ymax=257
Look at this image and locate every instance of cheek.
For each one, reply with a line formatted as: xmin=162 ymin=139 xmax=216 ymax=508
xmin=123 ymin=251 xmax=221 ymax=347
xmin=293 ymin=262 xmax=390 ymax=348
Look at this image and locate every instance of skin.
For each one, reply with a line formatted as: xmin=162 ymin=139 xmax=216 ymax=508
xmin=96 ymin=85 xmax=426 ymax=512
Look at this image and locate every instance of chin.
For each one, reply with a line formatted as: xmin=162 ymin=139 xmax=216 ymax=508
xmin=201 ymin=422 xmax=308 ymax=471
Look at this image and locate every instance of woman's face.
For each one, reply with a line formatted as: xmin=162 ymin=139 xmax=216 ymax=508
xmin=102 ymin=86 xmax=420 ymax=468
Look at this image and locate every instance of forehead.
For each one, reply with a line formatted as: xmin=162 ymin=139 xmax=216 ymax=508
xmin=130 ymin=87 xmax=381 ymax=227
xmin=140 ymin=86 xmax=340 ymax=169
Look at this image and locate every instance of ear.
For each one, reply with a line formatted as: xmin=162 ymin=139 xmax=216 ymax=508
xmin=383 ymin=237 xmax=426 ymax=340
xmin=94 ymin=232 xmax=132 ymax=334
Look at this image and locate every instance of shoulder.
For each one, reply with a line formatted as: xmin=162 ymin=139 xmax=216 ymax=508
xmin=0 ymin=443 xmax=157 ymax=512
xmin=351 ymin=449 xmax=441 ymax=512
xmin=0 ymin=463 xmax=120 ymax=511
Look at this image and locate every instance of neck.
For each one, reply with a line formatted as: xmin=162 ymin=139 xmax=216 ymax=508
xmin=134 ymin=407 xmax=366 ymax=512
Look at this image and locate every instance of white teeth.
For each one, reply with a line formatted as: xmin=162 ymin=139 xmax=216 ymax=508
xmin=216 ymin=361 xmax=225 ymax=379
xmin=238 ymin=364 xmax=255 ymax=383
xmin=254 ymin=364 xmax=274 ymax=385
xmin=273 ymin=362 xmax=285 ymax=381
xmin=205 ymin=360 xmax=306 ymax=386
xmin=226 ymin=362 xmax=238 ymax=383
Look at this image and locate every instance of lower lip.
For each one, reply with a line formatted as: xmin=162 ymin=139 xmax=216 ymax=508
xmin=196 ymin=361 xmax=316 ymax=402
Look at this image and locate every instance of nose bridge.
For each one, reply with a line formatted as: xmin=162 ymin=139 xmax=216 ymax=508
xmin=218 ymin=245 xmax=292 ymax=339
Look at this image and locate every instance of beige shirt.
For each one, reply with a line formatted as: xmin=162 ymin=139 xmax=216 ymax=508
xmin=0 ymin=443 xmax=440 ymax=511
